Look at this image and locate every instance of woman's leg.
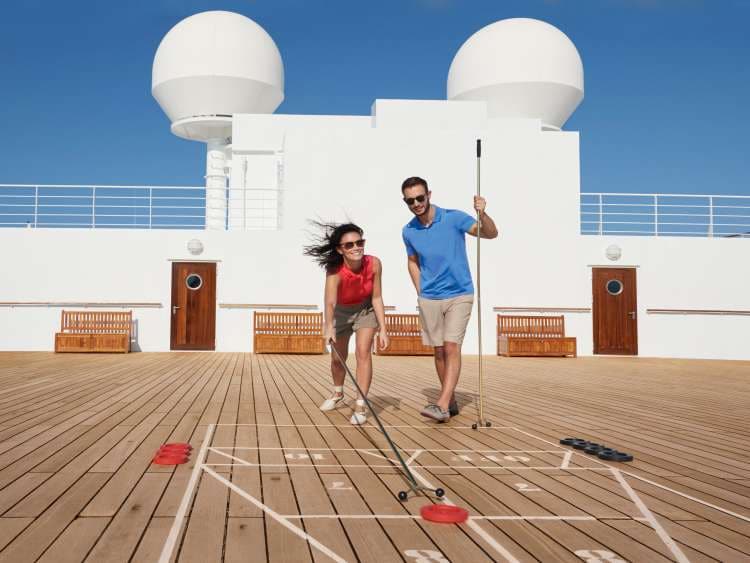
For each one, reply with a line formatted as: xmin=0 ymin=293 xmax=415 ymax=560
xmin=330 ymin=333 xmax=352 ymax=390
xmin=353 ymin=327 xmax=376 ymax=399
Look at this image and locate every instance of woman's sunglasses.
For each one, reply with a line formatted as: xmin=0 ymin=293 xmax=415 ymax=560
xmin=403 ymin=194 xmax=427 ymax=206
xmin=339 ymin=239 xmax=366 ymax=250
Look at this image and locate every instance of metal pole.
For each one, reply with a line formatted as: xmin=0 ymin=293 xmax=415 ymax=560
xmin=474 ymin=139 xmax=489 ymax=429
xmin=328 ymin=341 xmax=420 ymax=490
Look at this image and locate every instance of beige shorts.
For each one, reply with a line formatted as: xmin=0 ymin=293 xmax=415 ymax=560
xmin=418 ymin=294 xmax=474 ymax=346
xmin=334 ymin=300 xmax=378 ymax=337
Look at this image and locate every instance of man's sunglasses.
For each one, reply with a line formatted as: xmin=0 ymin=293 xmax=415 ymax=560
xmin=339 ymin=239 xmax=366 ymax=250
xmin=403 ymin=194 xmax=427 ymax=205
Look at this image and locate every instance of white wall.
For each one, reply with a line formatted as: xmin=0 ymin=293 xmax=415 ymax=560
xmin=2 ymin=99 xmax=748 ymax=358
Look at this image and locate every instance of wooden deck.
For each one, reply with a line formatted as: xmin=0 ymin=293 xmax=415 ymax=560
xmin=0 ymin=352 xmax=748 ymax=562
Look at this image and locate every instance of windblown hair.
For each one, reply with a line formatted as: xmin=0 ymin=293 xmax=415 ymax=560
xmin=303 ymin=221 xmax=364 ymax=273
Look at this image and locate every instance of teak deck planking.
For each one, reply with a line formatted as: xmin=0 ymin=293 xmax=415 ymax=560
xmin=0 ymin=352 xmax=748 ymax=562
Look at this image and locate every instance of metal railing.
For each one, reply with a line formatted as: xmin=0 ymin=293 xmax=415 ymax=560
xmin=0 ymin=184 xmax=206 ymax=229
xmin=581 ymin=193 xmax=750 ymax=238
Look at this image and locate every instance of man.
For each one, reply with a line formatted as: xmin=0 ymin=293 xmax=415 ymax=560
xmin=401 ymin=176 xmax=498 ymax=422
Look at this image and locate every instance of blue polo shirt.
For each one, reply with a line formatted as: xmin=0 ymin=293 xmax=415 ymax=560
xmin=402 ymin=205 xmax=476 ymax=299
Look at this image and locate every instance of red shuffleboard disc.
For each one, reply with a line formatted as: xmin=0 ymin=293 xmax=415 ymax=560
xmin=153 ymin=453 xmax=190 ymax=465
xmin=160 ymin=443 xmax=193 ymax=451
xmin=420 ymin=504 xmax=469 ymax=524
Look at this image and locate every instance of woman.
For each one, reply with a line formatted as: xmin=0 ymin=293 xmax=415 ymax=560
xmin=304 ymin=222 xmax=389 ymax=424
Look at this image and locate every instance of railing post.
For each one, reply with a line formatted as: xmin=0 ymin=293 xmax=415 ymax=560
xmin=149 ymin=187 xmax=153 ymax=229
xmin=708 ymin=196 xmax=714 ymax=237
xmin=92 ymin=186 xmax=97 ymax=229
xmin=34 ymin=185 xmax=38 ymax=228
xmin=598 ymin=194 xmax=603 ymax=235
xmin=654 ymin=194 xmax=658 ymax=236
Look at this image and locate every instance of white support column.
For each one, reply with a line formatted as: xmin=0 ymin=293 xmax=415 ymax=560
xmin=205 ymin=140 xmax=229 ymax=230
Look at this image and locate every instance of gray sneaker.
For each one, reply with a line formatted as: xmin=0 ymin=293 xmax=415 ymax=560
xmin=421 ymin=403 xmax=450 ymax=422
xmin=448 ymin=399 xmax=459 ymax=417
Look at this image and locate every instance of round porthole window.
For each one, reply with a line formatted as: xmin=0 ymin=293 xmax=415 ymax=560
xmin=606 ymin=279 xmax=623 ymax=296
xmin=186 ymin=274 xmax=203 ymax=290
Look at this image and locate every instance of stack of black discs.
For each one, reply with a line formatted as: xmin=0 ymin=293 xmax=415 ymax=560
xmin=559 ymin=438 xmax=633 ymax=462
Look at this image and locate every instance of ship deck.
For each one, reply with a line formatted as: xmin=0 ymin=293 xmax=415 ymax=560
xmin=0 ymin=352 xmax=748 ymax=562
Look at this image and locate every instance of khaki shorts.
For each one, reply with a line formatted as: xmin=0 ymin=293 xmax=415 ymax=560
xmin=418 ymin=294 xmax=474 ymax=346
xmin=334 ymin=300 xmax=378 ymax=337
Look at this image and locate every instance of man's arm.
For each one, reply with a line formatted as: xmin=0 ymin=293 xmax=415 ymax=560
xmin=407 ymin=254 xmax=421 ymax=295
xmin=468 ymin=195 xmax=499 ymax=239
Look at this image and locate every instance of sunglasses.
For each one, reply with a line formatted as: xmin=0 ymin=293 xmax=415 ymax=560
xmin=339 ymin=239 xmax=366 ymax=250
xmin=403 ymin=194 xmax=427 ymax=206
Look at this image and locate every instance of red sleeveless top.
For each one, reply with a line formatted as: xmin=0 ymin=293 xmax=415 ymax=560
xmin=336 ymin=255 xmax=375 ymax=306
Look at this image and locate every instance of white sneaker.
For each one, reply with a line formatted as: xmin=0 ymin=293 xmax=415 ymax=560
xmin=319 ymin=394 xmax=344 ymax=411
xmin=350 ymin=411 xmax=367 ymax=425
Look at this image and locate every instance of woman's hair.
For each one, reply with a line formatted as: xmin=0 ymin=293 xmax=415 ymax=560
xmin=303 ymin=221 xmax=364 ymax=272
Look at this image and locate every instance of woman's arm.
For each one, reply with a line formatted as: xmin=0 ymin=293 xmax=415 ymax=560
xmin=371 ymin=258 xmax=389 ymax=350
xmin=324 ymin=273 xmax=339 ymax=342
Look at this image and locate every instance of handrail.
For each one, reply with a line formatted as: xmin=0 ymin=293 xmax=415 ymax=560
xmin=0 ymin=302 xmax=162 ymax=308
xmin=494 ymin=307 xmax=591 ymax=313
xmin=0 ymin=183 xmax=283 ymax=231
xmin=646 ymin=308 xmax=750 ymax=316
xmin=221 ymin=304 xmax=396 ymax=311
xmin=581 ymin=192 xmax=750 ymax=238
xmin=220 ymin=304 xmax=318 ymax=310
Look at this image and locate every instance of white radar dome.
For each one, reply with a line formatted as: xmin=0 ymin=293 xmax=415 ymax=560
xmin=448 ymin=18 xmax=583 ymax=130
xmin=152 ymin=11 xmax=284 ymax=141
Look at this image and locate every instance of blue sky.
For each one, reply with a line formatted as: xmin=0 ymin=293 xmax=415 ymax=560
xmin=0 ymin=0 xmax=748 ymax=196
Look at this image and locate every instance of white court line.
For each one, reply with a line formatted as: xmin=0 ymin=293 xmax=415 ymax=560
xmin=213 ymin=423 xmax=516 ymax=429
xmin=405 ymin=449 xmax=423 ymax=466
xmin=359 ymin=449 xmax=394 ymax=463
xmin=511 ymin=427 xmax=750 ymax=523
xmin=203 ymin=461 xmax=609 ymax=471
xmin=158 ymin=424 xmax=215 ymax=563
xmin=211 ymin=447 xmax=562 ymax=453
xmin=406 ymin=450 xmax=521 ymax=563
xmin=203 ymin=466 xmax=347 ymax=563
xmin=560 ymin=450 xmax=572 ymax=469
xmin=278 ymin=514 xmax=597 ymax=521
xmin=612 ymin=468 xmax=690 ymax=563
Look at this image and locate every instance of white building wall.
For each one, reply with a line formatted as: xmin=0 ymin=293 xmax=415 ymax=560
xmin=1 ymin=100 xmax=748 ymax=358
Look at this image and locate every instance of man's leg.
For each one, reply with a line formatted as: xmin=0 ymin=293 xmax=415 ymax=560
xmin=433 ymin=346 xmax=458 ymax=415
xmin=433 ymin=345 xmax=445 ymax=384
xmin=435 ymin=341 xmax=461 ymax=411
xmin=435 ymin=295 xmax=473 ymax=412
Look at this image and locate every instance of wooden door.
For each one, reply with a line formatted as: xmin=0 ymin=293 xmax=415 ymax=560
xmin=592 ymin=267 xmax=638 ymax=355
xmin=170 ymin=262 xmax=216 ymax=350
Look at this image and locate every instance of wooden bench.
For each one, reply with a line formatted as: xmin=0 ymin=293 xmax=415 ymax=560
xmin=375 ymin=314 xmax=433 ymax=356
xmin=55 ymin=310 xmax=132 ymax=353
xmin=497 ymin=315 xmax=576 ymax=357
xmin=253 ymin=312 xmax=325 ymax=354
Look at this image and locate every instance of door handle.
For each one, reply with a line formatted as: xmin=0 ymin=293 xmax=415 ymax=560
xmin=172 ymin=305 xmax=181 ymax=315
xmin=628 ymin=311 xmax=636 ymax=319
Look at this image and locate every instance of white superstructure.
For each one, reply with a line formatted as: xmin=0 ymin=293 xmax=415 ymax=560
xmin=2 ymin=14 xmax=748 ymax=360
